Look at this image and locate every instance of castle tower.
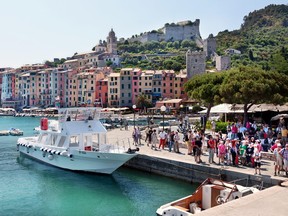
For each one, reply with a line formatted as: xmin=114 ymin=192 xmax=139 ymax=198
xmin=203 ymin=36 xmax=217 ymax=58
xmin=186 ymin=50 xmax=206 ymax=79
xmin=106 ymin=28 xmax=118 ymax=54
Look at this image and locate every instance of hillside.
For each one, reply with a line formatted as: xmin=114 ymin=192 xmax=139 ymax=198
xmin=117 ymin=4 xmax=288 ymax=73
xmin=216 ymin=4 xmax=288 ymax=73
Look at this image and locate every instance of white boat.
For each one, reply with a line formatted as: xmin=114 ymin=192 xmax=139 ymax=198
xmin=17 ymin=107 xmax=139 ymax=174
xmin=156 ymin=178 xmax=260 ymax=216
xmin=0 ymin=130 xmax=10 ymax=136
xmin=9 ymin=128 xmax=24 ymax=136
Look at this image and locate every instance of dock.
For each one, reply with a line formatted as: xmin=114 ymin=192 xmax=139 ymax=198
xmin=107 ymin=126 xmax=288 ymax=216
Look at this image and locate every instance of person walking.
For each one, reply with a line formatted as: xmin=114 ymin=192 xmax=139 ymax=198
xmin=280 ymin=143 xmax=288 ymax=176
xmin=207 ymin=135 xmax=216 ymax=164
xmin=253 ymin=145 xmax=262 ymax=175
xmin=273 ymin=143 xmax=283 ymax=176
xmin=168 ymin=131 xmax=175 ymax=152
xmin=151 ymin=129 xmax=158 ymax=150
xmin=174 ymin=131 xmax=180 ymax=153
xmin=158 ymin=129 xmax=167 ymax=150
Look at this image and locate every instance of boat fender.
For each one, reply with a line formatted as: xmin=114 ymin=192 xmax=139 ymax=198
xmin=28 ymin=145 xmax=32 ymax=148
xmin=67 ymin=154 xmax=73 ymax=158
xmin=51 ymin=150 xmax=56 ymax=154
xmin=40 ymin=147 xmax=44 ymax=151
xmin=48 ymin=154 xmax=54 ymax=160
xmin=60 ymin=151 xmax=68 ymax=156
xmin=216 ymin=195 xmax=225 ymax=205
xmin=44 ymin=148 xmax=48 ymax=152
xmin=55 ymin=151 xmax=60 ymax=155
xmin=48 ymin=149 xmax=52 ymax=153
xmin=42 ymin=152 xmax=46 ymax=157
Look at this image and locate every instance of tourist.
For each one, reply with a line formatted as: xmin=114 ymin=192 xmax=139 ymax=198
xmin=173 ymin=131 xmax=180 ymax=153
xmin=273 ymin=143 xmax=283 ymax=176
xmin=184 ymin=131 xmax=192 ymax=155
xmin=225 ymin=138 xmax=232 ymax=165
xmin=230 ymin=139 xmax=238 ymax=166
xmin=218 ymin=140 xmax=226 ymax=165
xmin=239 ymin=140 xmax=248 ymax=165
xmin=132 ymin=127 xmax=139 ymax=146
xmin=158 ymin=129 xmax=167 ymax=150
xmin=145 ymin=127 xmax=150 ymax=143
xmin=151 ymin=129 xmax=158 ymax=150
xmin=168 ymin=131 xmax=175 ymax=152
xmin=281 ymin=126 xmax=288 ymax=147
xmin=146 ymin=127 xmax=153 ymax=146
xmin=245 ymin=143 xmax=254 ymax=167
xmin=207 ymin=135 xmax=216 ymax=164
xmin=119 ymin=118 xmax=123 ymax=130
xmin=280 ymin=144 xmax=288 ymax=176
xmin=253 ymin=145 xmax=262 ymax=175
xmin=231 ymin=123 xmax=238 ymax=139
xmin=194 ymin=136 xmax=202 ymax=163
xmin=137 ymin=127 xmax=142 ymax=145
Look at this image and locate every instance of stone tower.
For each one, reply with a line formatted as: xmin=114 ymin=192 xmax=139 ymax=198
xmin=186 ymin=50 xmax=206 ymax=79
xmin=106 ymin=28 xmax=117 ymax=54
xmin=216 ymin=56 xmax=231 ymax=71
xmin=203 ymin=36 xmax=217 ymax=58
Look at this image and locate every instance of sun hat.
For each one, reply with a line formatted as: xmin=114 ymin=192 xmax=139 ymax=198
xmin=277 ymin=143 xmax=282 ymax=147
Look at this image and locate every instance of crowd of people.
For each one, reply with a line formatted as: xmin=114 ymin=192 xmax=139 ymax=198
xmin=132 ymin=119 xmax=288 ymax=177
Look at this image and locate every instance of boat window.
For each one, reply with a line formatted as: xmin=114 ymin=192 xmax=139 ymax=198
xmin=70 ymin=136 xmax=79 ymax=147
xmin=58 ymin=136 xmax=66 ymax=147
xmin=38 ymin=133 xmax=48 ymax=144
xmin=51 ymin=134 xmax=57 ymax=146
xmin=84 ymin=135 xmax=93 ymax=147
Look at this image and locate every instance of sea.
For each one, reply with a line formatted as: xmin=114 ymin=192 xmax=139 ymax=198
xmin=0 ymin=116 xmax=197 ymax=216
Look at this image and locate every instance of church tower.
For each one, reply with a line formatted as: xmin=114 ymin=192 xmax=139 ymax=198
xmin=106 ymin=28 xmax=118 ymax=54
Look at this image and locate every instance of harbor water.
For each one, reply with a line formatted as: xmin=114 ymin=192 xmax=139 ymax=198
xmin=0 ymin=116 xmax=197 ymax=216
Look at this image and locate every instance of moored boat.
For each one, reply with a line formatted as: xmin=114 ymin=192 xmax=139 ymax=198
xmin=17 ymin=107 xmax=139 ymax=174
xmin=156 ymin=178 xmax=260 ymax=215
xmin=9 ymin=128 xmax=24 ymax=136
xmin=0 ymin=130 xmax=10 ymax=136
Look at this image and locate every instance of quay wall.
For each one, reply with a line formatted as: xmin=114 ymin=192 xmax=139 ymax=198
xmin=125 ymin=155 xmax=282 ymax=188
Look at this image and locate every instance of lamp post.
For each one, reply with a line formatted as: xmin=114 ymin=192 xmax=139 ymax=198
xmin=132 ymin=105 xmax=136 ymax=128
xmin=160 ymin=105 xmax=166 ymax=131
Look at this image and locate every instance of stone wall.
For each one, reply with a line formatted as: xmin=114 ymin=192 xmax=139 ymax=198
xmin=125 ymin=155 xmax=281 ymax=188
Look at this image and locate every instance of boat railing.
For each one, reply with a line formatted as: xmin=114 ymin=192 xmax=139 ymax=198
xmin=105 ymin=137 xmax=134 ymax=153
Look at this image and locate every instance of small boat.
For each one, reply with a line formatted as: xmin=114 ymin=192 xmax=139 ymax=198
xmin=9 ymin=128 xmax=24 ymax=136
xmin=17 ymin=107 xmax=139 ymax=174
xmin=156 ymin=178 xmax=259 ymax=215
xmin=0 ymin=130 xmax=10 ymax=136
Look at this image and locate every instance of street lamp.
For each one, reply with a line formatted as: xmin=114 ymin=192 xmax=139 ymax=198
xmin=160 ymin=105 xmax=166 ymax=131
xmin=132 ymin=105 xmax=136 ymax=128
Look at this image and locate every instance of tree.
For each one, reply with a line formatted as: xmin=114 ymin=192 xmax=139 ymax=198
xmin=219 ymin=66 xmax=288 ymax=124
xmin=135 ymin=94 xmax=153 ymax=110
xmin=184 ymin=72 xmax=225 ymax=132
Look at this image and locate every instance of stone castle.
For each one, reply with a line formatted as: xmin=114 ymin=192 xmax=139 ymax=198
xmin=128 ymin=19 xmax=202 ymax=43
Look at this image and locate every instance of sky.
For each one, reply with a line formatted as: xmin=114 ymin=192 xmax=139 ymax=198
xmin=0 ymin=0 xmax=287 ymax=68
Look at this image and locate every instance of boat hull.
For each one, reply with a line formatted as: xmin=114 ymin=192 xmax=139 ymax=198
xmin=17 ymin=145 xmax=136 ymax=174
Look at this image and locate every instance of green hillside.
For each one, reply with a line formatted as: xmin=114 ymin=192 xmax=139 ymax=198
xmin=116 ymin=4 xmax=288 ymax=73
xmin=216 ymin=4 xmax=288 ymax=73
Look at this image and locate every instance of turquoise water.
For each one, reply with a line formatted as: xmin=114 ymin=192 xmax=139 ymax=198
xmin=0 ymin=117 xmax=197 ymax=216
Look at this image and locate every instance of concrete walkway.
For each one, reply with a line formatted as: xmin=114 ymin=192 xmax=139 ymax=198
xmin=107 ymin=126 xmax=288 ymax=182
xmin=108 ymin=126 xmax=288 ymax=216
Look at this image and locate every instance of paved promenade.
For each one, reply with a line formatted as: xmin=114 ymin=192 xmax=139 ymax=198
xmin=108 ymin=126 xmax=288 ymax=216
xmin=107 ymin=126 xmax=288 ymax=182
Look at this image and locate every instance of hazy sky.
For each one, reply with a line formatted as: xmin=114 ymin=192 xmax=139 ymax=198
xmin=0 ymin=0 xmax=287 ymax=68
